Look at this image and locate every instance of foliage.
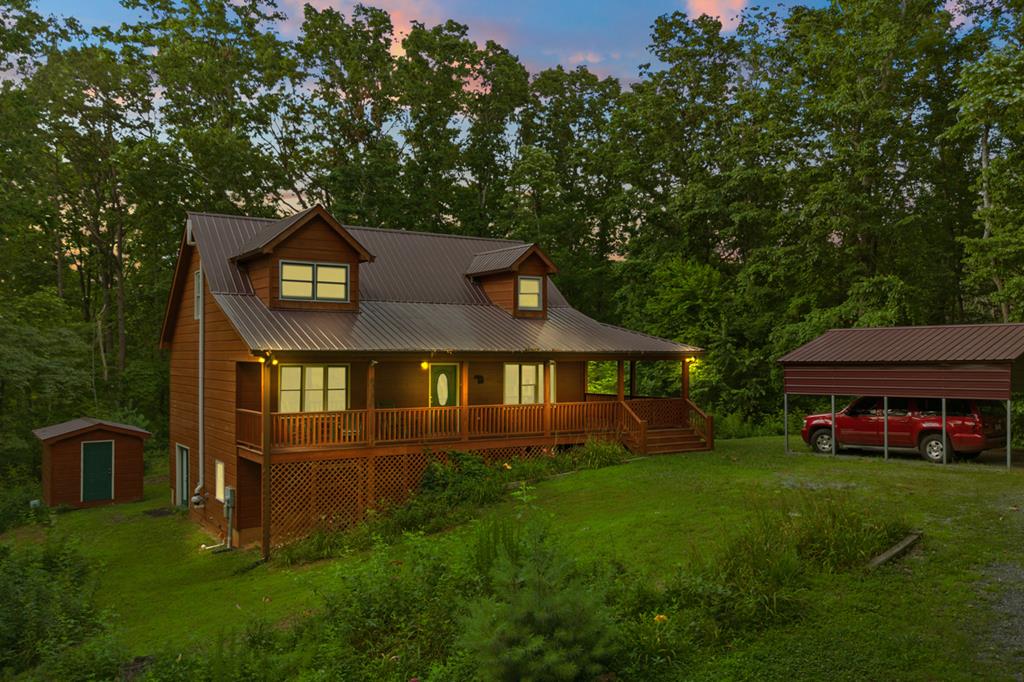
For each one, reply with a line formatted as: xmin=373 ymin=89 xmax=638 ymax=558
xmin=0 ymin=537 xmax=106 ymax=676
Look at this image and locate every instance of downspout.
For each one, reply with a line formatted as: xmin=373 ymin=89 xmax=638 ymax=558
xmin=192 ymin=265 xmax=206 ymax=506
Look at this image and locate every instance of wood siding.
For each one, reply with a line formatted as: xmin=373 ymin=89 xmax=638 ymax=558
xmin=783 ymin=363 xmax=1014 ymax=400
xmin=44 ymin=428 xmax=144 ymax=508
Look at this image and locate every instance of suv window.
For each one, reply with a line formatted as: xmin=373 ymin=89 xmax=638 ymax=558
xmin=915 ymin=398 xmax=973 ymax=417
xmin=978 ymin=401 xmax=1004 ymax=418
xmin=847 ymin=397 xmax=880 ymax=416
xmin=886 ymin=397 xmax=909 ymax=416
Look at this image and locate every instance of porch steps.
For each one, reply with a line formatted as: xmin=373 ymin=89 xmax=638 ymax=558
xmin=643 ymin=427 xmax=708 ymax=454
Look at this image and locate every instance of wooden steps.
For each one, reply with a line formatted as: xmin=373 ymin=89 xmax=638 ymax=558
xmin=643 ymin=426 xmax=708 ymax=454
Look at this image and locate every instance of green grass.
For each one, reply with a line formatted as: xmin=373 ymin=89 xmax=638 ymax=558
xmin=6 ymin=436 xmax=1024 ymax=678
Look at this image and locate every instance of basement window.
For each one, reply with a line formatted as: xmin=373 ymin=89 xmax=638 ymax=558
xmin=215 ymin=459 xmax=225 ymax=503
xmin=517 ymin=276 xmax=543 ymax=311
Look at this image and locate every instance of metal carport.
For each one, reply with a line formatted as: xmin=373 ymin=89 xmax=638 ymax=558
xmin=778 ymin=324 xmax=1024 ymax=468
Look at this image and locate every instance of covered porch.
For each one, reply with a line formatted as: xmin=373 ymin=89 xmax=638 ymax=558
xmin=234 ymin=355 xmax=712 ymax=457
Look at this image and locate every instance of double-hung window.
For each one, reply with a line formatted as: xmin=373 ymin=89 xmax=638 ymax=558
xmin=517 ymin=276 xmax=543 ymax=311
xmin=280 ymin=261 xmax=349 ymax=302
xmin=279 ymin=365 xmax=349 ymax=413
xmin=503 ymin=363 xmax=555 ymax=404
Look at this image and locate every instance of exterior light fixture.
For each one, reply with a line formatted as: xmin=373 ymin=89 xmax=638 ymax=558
xmin=420 ymin=361 xmax=429 ymax=370
xmin=257 ymin=356 xmax=266 ymax=364
xmin=271 ymin=358 xmax=279 ymax=366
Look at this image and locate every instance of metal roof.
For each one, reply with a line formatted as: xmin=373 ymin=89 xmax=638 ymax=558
xmin=33 ymin=418 xmax=152 ymax=443
xmin=185 ymin=209 xmax=699 ymax=357
xmin=465 ymin=244 xmax=538 ymax=277
xmin=779 ymin=324 xmax=1024 ymax=365
xmin=232 ymin=206 xmax=317 ymax=259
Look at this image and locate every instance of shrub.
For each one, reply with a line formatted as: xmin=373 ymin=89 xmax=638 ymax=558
xmin=0 ymin=465 xmax=44 ymax=533
xmin=0 ymin=538 xmax=104 ymax=676
xmin=788 ymin=493 xmax=909 ymax=571
xmin=714 ymin=412 xmax=783 ymax=440
xmin=567 ymin=438 xmax=629 ymax=469
xmin=461 ymin=527 xmax=618 ymax=681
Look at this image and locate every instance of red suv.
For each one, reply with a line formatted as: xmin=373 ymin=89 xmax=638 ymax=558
xmin=801 ymin=397 xmax=1007 ymax=463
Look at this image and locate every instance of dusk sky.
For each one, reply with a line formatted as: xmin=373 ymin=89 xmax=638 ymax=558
xmin=35 ymin=0 xmax=826 ymax=81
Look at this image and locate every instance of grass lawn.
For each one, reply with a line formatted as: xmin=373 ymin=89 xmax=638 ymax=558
xmin=6 ymin=436 xmax=1024 ymax=679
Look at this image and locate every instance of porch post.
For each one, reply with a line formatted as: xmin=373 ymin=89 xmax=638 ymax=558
xmin=830 ymin=394 xmax=836 ymax=456
xmin=1008 ymin=399 xmax=1013 ymax=470
xmin=366 ymin=362 xmax=376 ymax=447
xmin=543 ymin=361 xmax=552 ymax=437
xmin=942 ymin=397 xmax=948 ymax=465
xmin=616 ymin=360 xmax=625 ymax=402
xmin=460 ymin=361 xmax=469 ymax=442
xmin=883 ymin=396 xmax=889 ymax=461
xmin=682 ymin=358 xmax=690 ymax=401
xmin=783 ymin=392 xmax=790 ymax=455
xmin=629 ymin=361 xmax=637 ymax=399
xmin=260 ymin=358 xmax=272 ymax=561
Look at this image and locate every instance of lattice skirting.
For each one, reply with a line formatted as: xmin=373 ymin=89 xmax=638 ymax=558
xmin=269 ymin=444 xmax=577 ymax=544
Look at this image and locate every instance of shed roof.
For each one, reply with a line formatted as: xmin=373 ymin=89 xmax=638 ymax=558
xmin=33 ymin=418 xmax=152 ymax=443
xmin=177 ymin=209 xmax=699 ymax=358
xmin=778 ymin=324 xmax=1024 ymax=365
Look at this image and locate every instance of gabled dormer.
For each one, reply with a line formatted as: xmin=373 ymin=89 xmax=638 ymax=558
xmin=233 ymin=205 xmax=374 ymax=312
xmin=466 ymin=243 xmax=558 ymax=318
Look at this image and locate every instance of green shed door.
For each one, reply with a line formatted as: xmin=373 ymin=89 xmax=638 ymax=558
xmin=82 ymin=441 xmax=113 ymax=502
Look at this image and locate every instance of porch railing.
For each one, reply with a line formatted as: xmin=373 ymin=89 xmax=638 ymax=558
xmin=241 ymin=397 xmax=710 ymax=452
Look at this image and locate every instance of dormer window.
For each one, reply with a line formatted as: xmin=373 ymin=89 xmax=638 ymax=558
xmin=517 ymin=276 xmax=543 ymax=311
xmin=280 ymin=261 xmax=349 ymax=302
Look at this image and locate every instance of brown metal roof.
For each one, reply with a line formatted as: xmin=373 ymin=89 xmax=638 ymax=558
xmin=779 ymin=324 xmax=1024 ymax=365
xmin=33 ymin=418 xmax=152 ymax=443
xmin=185 ymin=209 xmax=699 ymax=357
xmin=232 ymin=206 xmax=317 ymax=258
xmin=465 ymin=244 xmax=535 ymax=276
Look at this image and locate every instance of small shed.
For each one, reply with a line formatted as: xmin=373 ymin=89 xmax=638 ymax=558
xmin=779 ymin=323 xmax=1024 ymax=467
xmin=33 ymin=418 xmax=150 ymax=508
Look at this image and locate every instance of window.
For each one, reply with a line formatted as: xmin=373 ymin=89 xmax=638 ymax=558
xmin=916 ymin=398 xmax=972 ymax=417
xmin=503 ymin=363 xmax=554 ymax=404
xmin=279 ymin=364 xmax=348 ymax=413
xmin=193 ymin=270 xmax=202 ymax=320
xmin=517 ymin=276 xmax=543 ymax=311
xmin=215 ymin=460 xmax=225 ymax=502
xmin=886 ymin=398 xmax=910 ymax=416
xmin=280 ymin=261 xmax=349 ymax=302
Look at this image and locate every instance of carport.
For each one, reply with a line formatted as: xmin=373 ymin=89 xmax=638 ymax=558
xmin=778 ymin=324 xmax=1024 ymax=468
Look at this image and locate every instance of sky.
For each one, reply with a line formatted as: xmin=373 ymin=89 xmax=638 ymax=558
xmin=35 ymin=0 xmax=823 ymax=81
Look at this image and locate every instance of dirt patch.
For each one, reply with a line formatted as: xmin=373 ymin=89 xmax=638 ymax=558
xmin=143 ymin=507 xmax=174 ymax=518
xmin=976 ymin=562 xmax=1024 ymax=676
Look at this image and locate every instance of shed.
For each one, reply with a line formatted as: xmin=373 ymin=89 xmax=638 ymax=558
xmin=779 ymin=323 xmax=1024 ymax=467
xmin=33 ymin=418 xmax=150 ymax=508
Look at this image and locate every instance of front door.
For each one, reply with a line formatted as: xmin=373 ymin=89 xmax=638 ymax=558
xmin=429 ymin=364 xmax=459 ymax=407
xmin=836 ymin=397 xmax=882 ymax=446
xmin=176 ymin=444 xmax=190 ymax=507
xmin=81 ymin=441 xmax=114 ymax=502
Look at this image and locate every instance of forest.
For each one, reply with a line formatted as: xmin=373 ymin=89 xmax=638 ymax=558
xmin=1 ymin=0 xmax=1022 ymax=474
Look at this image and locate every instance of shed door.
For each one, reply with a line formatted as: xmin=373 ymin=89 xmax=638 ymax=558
xmin=82 ymin=441 xmax=114 ymax=502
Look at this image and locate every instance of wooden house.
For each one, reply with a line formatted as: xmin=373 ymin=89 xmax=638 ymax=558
xmin=160 ymin=206 xmax=711 ymax=550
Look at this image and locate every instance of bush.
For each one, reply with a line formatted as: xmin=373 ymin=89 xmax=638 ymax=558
xmin=564 ymin=439 xmax=628 ymax=469
xmin=714 ymin=412 xmax=783 ymax=440
xmin=0 ymin=538 xmax=104 ymax=676
xmin=461 ymin=526 xmax=618 ymax=681
xmin=0 ymin=465 xmax=44 ymax=533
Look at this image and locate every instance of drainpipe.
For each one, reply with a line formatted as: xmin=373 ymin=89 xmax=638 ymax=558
xmin=191 ymin=266 xmax=206 ymax=506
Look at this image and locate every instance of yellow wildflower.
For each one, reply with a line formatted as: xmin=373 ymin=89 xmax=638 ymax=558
xmin=654 ymin=614 xmax=668 ymax=624
xmin=502 ymin=462 xmax=512 ymax=470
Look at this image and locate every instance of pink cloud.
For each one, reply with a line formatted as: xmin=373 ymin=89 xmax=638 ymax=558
xmin=685 ymin=0 xmax=747 ymax=29
xmin=567 ymin=51 xmax=604 ymax=65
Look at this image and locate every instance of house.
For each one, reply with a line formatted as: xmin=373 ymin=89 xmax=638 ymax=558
xmin=160 ymin=205 xmax=711 ymax=551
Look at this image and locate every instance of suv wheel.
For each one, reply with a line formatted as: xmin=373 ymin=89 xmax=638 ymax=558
xmin=810 ymin=428 xmax=834 ymax=454
xmin=919 ymin=434 xmax=950 ymax=464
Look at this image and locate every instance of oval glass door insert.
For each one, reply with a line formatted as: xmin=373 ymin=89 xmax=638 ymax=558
xmin=436 ymin=373 xmax=449 ymax=406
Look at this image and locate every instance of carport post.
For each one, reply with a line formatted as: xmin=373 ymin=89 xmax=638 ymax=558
xmin=830 ymin=395 xmax=836 ymax=456
xmin=942 ymin=398 xmax=948 ymax=465
xmin=783 ymin=393 xmax=790 ymax=454
xmin=883 ymin=396 xmax=889 ymax=461
xmin=1008 ymin=399 xmax=1013 ymax=470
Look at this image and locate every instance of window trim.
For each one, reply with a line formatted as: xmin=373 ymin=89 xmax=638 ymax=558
xmin=278 ymin=363 xmax=350 ymax=413
xmin=279 ymin=260 xmax=350 ymax=303
xmin=517 ymin=276 xmax=544 ymax=311
xmin=214 ymin=459 xmax=225 ymax=503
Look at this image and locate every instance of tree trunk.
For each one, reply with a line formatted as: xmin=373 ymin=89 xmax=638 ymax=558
xmin=980 ymin=124 xmax=1010 ymax=322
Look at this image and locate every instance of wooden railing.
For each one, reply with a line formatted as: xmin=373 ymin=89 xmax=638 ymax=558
xmin=618 ymin=402 xmax=648 ymax=455
xmin=685 ymin=398 xmax=714 ymax=450
xmin=236 ymin=408 xmax=263 ymax=449
xmin=469 ymin=404 xmax=544 ymax=437
xmin=626 ymin=397 xmax=686 ymax=428
xmin=243 ymin=398 xmax=712 ymax=452
xmin=272 ymin=410 xmax=367 ymax=450
xmin=374 ymin=406 xmax=461 ymax=443
xmin=552 ymin=401 xmax=619 ymax=433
